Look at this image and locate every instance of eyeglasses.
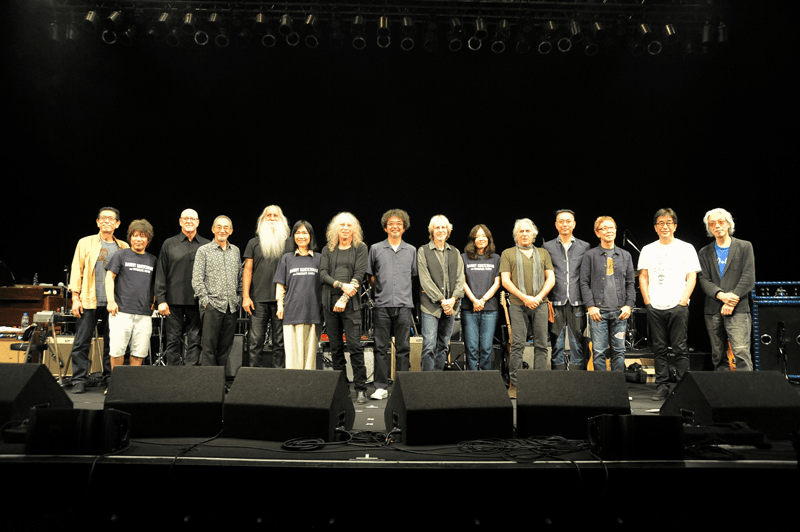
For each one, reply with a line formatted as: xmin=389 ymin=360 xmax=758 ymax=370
xmin=655 ymin=221 xmax=675 ymax=227
xmin=214 ymin=226 xmax=231 ymax=233
xmin=181 ymin=217 xmax=198 ymax=223
xmin=597 ymin=226 xmax=617 ymax=232
xmin=98 ymin=216 xmax=117 ymax=222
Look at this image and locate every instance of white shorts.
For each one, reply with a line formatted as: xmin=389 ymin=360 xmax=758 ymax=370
xmin=109 ymin=312 xmax=152 ymax=359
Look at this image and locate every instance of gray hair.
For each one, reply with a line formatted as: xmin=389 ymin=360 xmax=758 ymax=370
xmin=428 ymin=214 xmax=453 ymax=241
xmin=703 ymin=207 xmax=736 ymax=237
xmin=512 ymin=218 xmax=538 ymax=243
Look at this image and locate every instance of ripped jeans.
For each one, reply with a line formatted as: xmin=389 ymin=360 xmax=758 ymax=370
xmin=589 ymin=309 xmax=628 ymax=372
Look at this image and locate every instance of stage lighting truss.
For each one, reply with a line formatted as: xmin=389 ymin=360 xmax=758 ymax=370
xmin=40 ymin=1 xmax=730 ymax=58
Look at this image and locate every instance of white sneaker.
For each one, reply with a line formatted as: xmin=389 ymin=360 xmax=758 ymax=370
xmin=370 ymin=388 xmax=388 ymax=400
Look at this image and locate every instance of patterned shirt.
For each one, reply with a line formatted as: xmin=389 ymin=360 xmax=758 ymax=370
xmin=192 ymin=241 xmax=242 ymax=313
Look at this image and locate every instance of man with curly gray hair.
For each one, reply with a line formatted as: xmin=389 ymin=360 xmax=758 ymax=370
xmin=698 ymin=208 xmax=755 ymax=371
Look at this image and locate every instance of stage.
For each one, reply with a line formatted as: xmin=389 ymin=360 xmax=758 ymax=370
xmin=1 ymin=373 xmax=798 ymax=529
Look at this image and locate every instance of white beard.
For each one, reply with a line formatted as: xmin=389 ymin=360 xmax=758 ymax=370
xmin=258 ymin=220 xmax=290 ymax=260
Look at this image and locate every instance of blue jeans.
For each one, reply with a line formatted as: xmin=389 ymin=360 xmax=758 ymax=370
xmin=462 ymin=310 xmax=498 ymax=371
xmin=373 ymin=307 xmax=413 ymax=388
xmin=421 ymin=312 xmax=455 ymax=371
xmin=589 ymin=310 xmax=628 ymax=372
xmin=705 ymin=312 xmax=752 ymax=371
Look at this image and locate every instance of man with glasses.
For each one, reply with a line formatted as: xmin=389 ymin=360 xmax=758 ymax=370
xmin=638 ymin=208 xmax=701 ymax=400
xmin=367 ymin=209 xmax=417 ymax=399
xmin=698 ymin=208 xmax=755 ymax=371
xmin=154 ymin=209 xmax=210 ymax=365
xmin=67 ymin=207 xmax=129 ymax=393
xmin=579 ymin=217 xmax=636 ymax=372
xmin=192 ymin=215 xmax=242 ymax=368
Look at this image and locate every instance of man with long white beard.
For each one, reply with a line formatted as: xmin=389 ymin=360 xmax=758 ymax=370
xmin=243 ymin=205 xmax=292 ymax=368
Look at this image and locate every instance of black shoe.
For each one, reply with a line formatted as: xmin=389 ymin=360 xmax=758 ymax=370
xmin=71 ymin=382 xmax=86 ymax=394
xmin=651 ymin=387 xmax=669 ymax=401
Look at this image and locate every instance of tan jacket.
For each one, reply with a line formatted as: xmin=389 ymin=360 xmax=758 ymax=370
xmin=68 ymin=234 xmax=129 ymax=309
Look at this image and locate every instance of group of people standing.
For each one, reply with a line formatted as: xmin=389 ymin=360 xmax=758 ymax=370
xmin=67 ymin=205 xmax=755 ymax=404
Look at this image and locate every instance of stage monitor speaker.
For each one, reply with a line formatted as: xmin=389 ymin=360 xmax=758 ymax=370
xmin=104 ymin=366 xmax=226 ymax=437
xmin=25 ymin=408 xmax=131 ymax=455
xmin=0 ymin=364 xmax=72 ymax=425
xmin=516 ymin=371 xmax=630 ymax=440
xmin=384 ymin=370 xmax=512 ymax=445
xmin=224 ymin=368 xmax=355 ymax=442
xmin=660 ymin=371 xmax=800 ymax=440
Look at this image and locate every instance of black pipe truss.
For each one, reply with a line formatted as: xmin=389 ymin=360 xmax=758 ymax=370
xmin=38 ymin=1 xmax=730 ymax=56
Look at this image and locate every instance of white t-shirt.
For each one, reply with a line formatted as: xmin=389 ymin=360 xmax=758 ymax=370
xmin=638 ymin=239 xmax=701 ymax=310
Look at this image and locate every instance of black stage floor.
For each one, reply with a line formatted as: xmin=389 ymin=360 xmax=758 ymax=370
xmin=2 ymin=371 xmax=799 ymax=530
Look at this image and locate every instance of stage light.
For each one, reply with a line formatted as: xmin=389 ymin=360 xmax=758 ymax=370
xmin=538 ymin=20 xmax=556 ymax=54
xmin=279 ymin=14 xmax=299 ymax=46
xmin=448 ymin=18 xmax=464 ymax=52
xmin=83 ymin=11 xmax=100 ymax=33
xmin=718 ymin=21 xmax=728 ymax=44
xmin=154 ymin=12 xmax=171 ymax=34
xmin=568 ymin=20 xmax=583 ymax=43
xmin=48 ymin=22 xmax=61 ymax=44
xmin=378 ymin=16 xmax=391 ymax=48
xmin=119 ymin=26 xmax=137 ymax=46
xmin=216 ymin=27 xmax=230 ymax=48
xmin=194 ymin=28 xmax=209 ymax=46
xmin=329 ymin=16 xmax=344 ymax=48
xmin=181 ymin=13 xmax=195 ymax=35
xmin=104 ymin=11 xmax=123 ymax=33
xmin=423 ymin=21 xmax=437 ymax=52
xmin=468 ymin=17 xmax=487 ymax=51
xmin=64 ymin=23 xmax=78 ymax=47
xmin=165 ymin=27 xmax=181 ymax=47
xmin=490 ymin=19 xmax=510 ymax=54
xmin=101 ymin=30 xmax=117 ymax=45
xmin=664 ymin=24 xmax=678 ymax=45
xmin=254 ymin=13 xmax=267 ymax=35
xmin=400 ymin=17 xmax=415 ymax=51
xmin=351 ymin=15 xmax=366 ymax=50
xmin=304 ymin=14 xmax=320 ymax=48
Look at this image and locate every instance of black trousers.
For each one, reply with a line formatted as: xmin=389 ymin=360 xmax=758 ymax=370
xmin=200 ymin=305 xmax=237 ymax=368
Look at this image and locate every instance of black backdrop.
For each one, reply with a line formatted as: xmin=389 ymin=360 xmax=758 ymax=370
xmin=3 ymin=1 xmax=789 ymax=353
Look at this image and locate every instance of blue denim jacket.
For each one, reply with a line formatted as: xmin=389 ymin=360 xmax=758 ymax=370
xmin=579 ymin=245 xmax=636 ymax=309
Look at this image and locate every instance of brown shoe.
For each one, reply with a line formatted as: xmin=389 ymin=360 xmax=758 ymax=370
xmin=508 ymin=384 xmax=517 ymax=399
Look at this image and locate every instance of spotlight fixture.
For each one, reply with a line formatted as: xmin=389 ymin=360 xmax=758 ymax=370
xmin=83 ymin=11 xmax=100 ymax=33
xmin=304 ymin=14 xmax=320 ymax=48
xmin=377 ymin=16 xmax=391 ymax=48
xmin=423 ymin=21 xmax=437 ymax=52
xmin=538 ymin=20 xmax=557 ymax=54
xmin=104 ymin=11 xmax=124 ymax=33
xmin=64 ymin=23 xmax=78 ymax=47
xmin=254 ymin=13 xmax=267 ymax=35
xmin=101 ymin=30 xmax=117 ymax=45
xmin=400 ymin=17 xmax=415 ymax=51
xmin=515 ymin=20 xmax=532 ymax=54
xmin=468 ymin=17 xmax=487 ymax=51
xmin=490 ymin=19 xmax=510 ymax=54
xmin=448 ymin=18 xmax=464 ymax=52
xmin=329 ymin=16 xmax=343 ymax=48
xmin=165 ymin=27 xmax=181 ymax=47
xmin=154 ymin=12 xmax=171 ymax=34
xmin=717 ymin=21 xmax=728 ymax=44
xmin=181 ymin=13 xmax=195 ymax=35
xmin=119 ymin=26 xmax=137 ymax=46
xmin=215 ymin=27 xmax=230 ymax=48
xmin=279 ymin=14 xmax=299 ymax=46
xmin=351 ymin=15 xmax=366 ymax=50
xmin=664 ymin=24 xmax=678 ymax=45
